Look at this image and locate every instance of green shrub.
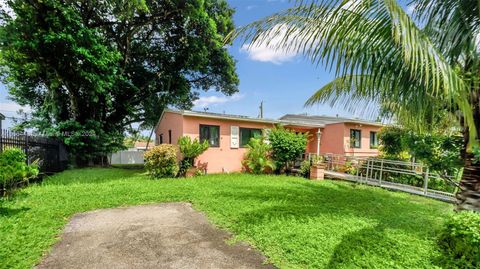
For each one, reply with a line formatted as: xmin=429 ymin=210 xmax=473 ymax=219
xmin=268 ymin=126 xmax=308 ymax=172
xmin=299 ymin=156 xmax=325 ymax=178
xmin=299 ymin=159 xmax=311 ymax=178
xmin=243 ymin=137 xmax=275 ymax=174
xmin=144 ymin=145 xmax=179 ymax=178
xmin=344 ymin=161 xmax=358 ymax=175
xmin=177 ymin=136 xmax=209 ymax=176
xmin=379 ymin=126 xmax=462 ymax=176
xmin=437 ymin=211 xmax=480 ymax=269
xmin=378 ymin=127 xmax=406 ymax=157
xmin=0 ymin=148 xmax=39 ymax=196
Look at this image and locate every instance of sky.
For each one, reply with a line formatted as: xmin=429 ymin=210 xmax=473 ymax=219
xmin=195 ymin=0 xmax=347 ymax=119
xmin=0 ymin=0 xmax=413 ymax=129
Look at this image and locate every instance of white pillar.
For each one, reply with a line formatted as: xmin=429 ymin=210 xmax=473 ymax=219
xmin=316 ymin=128 xmax=322 ymax=156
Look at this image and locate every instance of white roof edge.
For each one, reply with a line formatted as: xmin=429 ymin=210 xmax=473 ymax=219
xmin=341 ymin=120 xmax=385 ymax=127
xmin=280 ymin=121 xmax=325 ymax=128
xmin=165 ymin=108 xmax=280 ymax=124
xmin=280 ymin=114 xmax=384 ymax=127
xmin=160 ymin=109 xmax=366 ymax=129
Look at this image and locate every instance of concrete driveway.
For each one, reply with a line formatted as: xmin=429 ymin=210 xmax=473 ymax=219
xmin=37 ymin=203 xmax=275 ymax=269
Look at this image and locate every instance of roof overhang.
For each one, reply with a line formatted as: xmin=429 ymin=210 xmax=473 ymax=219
xmin=342 ymin=121 xmax=384 ymax=127
xmin=155 ymin=109 xmax=382 ymax=132
xmin=165 ymin=108 xmax=279 ymax=125
xmin=279 ymin=121 xmax=324 ymax=129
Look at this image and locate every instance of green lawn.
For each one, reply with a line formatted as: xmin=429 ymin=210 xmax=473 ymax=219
xmin=0 ymin=168 xmax=452 ymax=269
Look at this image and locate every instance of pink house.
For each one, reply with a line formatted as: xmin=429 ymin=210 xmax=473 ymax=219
xmin=155 ymin=109 xmax=383 ymax=173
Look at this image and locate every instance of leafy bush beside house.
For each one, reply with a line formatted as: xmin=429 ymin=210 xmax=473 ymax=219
xmin=268 ymin=126 xmax=308 ymax=173
xmin=0 ymin=148 xmax=39 ymax=196
xmin=377 ymin=126 xmax=462 ymax=192
xmin=144 ymin=145 xmax=179 ymax=178
xmin=177 ymin=136 xmax=209 ymax=177
xmin=378 ymin=127 xmax=407 ymax=157
xmin=378 ymin=126 xmax=463 ymax=176
xmin=243 ymin=137 xmax=275 ymax=174
xmin=299 ymin=155 xmax=326 ymax=178
xmin=299 ymin=159 xmax=311 ymax=178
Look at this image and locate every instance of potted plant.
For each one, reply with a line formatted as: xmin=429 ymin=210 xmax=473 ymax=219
xmin=309 ymin=155 xmax=326 ymax=180
xmin=178 ymin=136 xmax=209 ymax=177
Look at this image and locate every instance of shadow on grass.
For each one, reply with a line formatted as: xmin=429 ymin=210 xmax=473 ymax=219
xmin=43 ymin=168 xmax=146 ymax=186
xmin=205 ymin=179 xmax=446 ymax=267
xmin=325 ymin=225 xmax=400 ymax=268
xmin=211 ymin=179 xmax=445 ymax=237
xmin=0 ymin=206 xmax=30 ymax=217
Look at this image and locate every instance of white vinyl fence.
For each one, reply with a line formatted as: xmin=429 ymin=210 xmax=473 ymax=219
xmin=109 ymin=150 xmax=144 ymax=165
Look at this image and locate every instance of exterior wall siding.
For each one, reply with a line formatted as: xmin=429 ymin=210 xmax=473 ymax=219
xmin=342 ymin=123 xmax=380 ymax=157
xmin=156 ymin=111 xmax=382 ymax=173
xmin=182 ymin=115 xmax=274 ymax=173
xmin=155 ymin=112 xmax=184 ymax=146
xmin=319 ymin=123 xmax=345 ymax=155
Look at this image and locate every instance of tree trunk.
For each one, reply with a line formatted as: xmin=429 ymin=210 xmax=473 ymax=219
xmin=456 ymin=93 xmax=480 ymax=211
xmin=456 ymin=153 xmax=480 ymax=211
xmin=145 ymin=126 xmax=155 ymax=150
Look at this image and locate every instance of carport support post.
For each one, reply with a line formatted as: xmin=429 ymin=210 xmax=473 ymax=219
xmin=316 ymin=129 xmax=321 ymax=156
xmin=423 ymin=167 xmax=429 ymax=195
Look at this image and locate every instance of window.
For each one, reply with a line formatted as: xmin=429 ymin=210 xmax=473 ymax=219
xmin=200 ymin=125 xmax=220 ymax=147
xmin=350 ymin=129 xmax=361 ymax=148
xmin=168 ymin=130 xmax=172 ymax=144
xmin=370 ymin=131 xmax=378 ymax=148
xmin=240 ymin=128 xmax=262 ymax=147
xmin=159 ymin=134 xmax=163 ymax=144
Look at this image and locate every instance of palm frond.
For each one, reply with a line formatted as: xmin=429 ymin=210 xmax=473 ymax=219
xmin=305 ymin=74 xmax=451 ymax=132
xmin=412 ymin=0 xmax=480 ymax=63
xmin=232 ymin=0 xmax=477 ymax=145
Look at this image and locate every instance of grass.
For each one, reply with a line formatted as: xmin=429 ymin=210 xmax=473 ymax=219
xmin=0 ymin=168 xmax=453 ymax=269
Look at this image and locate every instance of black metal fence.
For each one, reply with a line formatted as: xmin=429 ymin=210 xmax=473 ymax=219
xmin=0 ymin=129 xmax=68 ymax=173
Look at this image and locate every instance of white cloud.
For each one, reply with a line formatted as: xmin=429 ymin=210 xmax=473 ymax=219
xmin=246 ymin=5 xmax=257 ymax=10
xmin=193 ymin=93 xmax=244 ymax=108
xmin=0 ymin=102 xmax=31 ymax=113
xmin=240 ymin=24 xmax=300 ymax=65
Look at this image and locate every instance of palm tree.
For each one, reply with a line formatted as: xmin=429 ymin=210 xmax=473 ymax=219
xmin=233 ymin=0 xmax=480 ymax=211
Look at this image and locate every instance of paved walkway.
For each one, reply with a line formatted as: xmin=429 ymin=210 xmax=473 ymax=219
xmin=37 ymin=203 xmax=275 ymax=269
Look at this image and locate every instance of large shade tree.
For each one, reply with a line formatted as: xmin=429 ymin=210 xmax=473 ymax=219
xmin=0 ymin=0 xmax=238 ymax=165
xmin=235 ymin=0 xmax=480 ymax=211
